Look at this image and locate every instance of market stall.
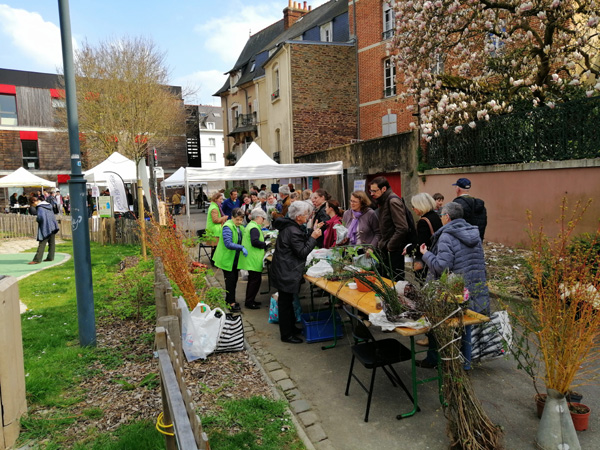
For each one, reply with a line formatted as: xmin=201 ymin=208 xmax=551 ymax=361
xmin=0 ymin=167 xmax=56 ymax=213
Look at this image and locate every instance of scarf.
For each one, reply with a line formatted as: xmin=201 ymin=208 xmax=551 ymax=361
xmin=347 ymin=210 xmax=363 ymax=244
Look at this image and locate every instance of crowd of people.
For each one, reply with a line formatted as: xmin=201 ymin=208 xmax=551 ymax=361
xmin=204 ymin=177 xmax=489 ymax=363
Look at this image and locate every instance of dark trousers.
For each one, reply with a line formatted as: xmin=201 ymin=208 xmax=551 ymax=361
xmin=33 ymin=234 xmax=56 ymax=263
xmin=278 ymin=291 xmax=296 ymax=339
xmin=245 ymin=270 xmax=262 ymax=304
xmin=223 ymin=268 xmax=239 ymax=305
xmin=379 ymin=248 xmax=405 ymax=281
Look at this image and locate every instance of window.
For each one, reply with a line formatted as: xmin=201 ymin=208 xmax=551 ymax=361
xmin=320 ymin=22 xmax=333 ymax=42
xmin=208 ymin=138 xmax=216 ymax=146
xmin=384 ymin=58 xmax=396 ymax=97
xmin=207 ymin=122 xmax=215 ymax=129
xmin=0 ymin=94 xmax=18 ymax=126
xmin=272 ymin=68 xmax=280 ymax=101
xmin=382 ymin=114 xmax=397 ymax=136
xmin=431 ymin=54 xmax=444 ymax=75
xmin=22 ymin=140 xmax=39 ymax=169
xmin=383 ymin=1 xmax=395 ymax=40
xmin=209 ymin=153 xmax=216 ymax=162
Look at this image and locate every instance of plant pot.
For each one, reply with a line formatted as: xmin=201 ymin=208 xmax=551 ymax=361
xmin=567 ymin=391 xmax=583 ymax=403
xmin=535 ymin=393 xmax=547 ymax=419
xmin=569 ymin=403 xmax=591 ymax=431
xmin=354 ymin=275 xmax=376 ymax=292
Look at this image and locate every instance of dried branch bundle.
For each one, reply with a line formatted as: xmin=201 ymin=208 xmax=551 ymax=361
xmin=144 ymin=214 xmax=199 ymax=309
xmin=515 ymin=198 xmax=600 ymax=394
xmin=417 ymin=274 xmax=503 ymax=450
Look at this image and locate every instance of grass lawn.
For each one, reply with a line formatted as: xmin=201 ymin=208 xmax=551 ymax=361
xmin=16 ymin=241 xmax=305 ymax=450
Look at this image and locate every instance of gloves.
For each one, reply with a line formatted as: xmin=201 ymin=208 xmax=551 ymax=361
xmin=242 ymin=247 xmax=248 ymax=257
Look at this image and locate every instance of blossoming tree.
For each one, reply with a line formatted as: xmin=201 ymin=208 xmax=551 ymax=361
xmin=388 ymin=0 xmax=600 ymax=139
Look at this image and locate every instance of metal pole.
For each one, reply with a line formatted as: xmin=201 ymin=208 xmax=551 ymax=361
xmin=58 ymin=0 xmax=96 ymax=346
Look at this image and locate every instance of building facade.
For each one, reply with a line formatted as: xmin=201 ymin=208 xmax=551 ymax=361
xmin=197 ymin=105 xmax=225 ymax=169
xmin=349 ymin=0 xmax=414 ymax=140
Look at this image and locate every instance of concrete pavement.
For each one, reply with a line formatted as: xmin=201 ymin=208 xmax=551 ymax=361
xmin=180 ymin=209 xmax=599 ymax=450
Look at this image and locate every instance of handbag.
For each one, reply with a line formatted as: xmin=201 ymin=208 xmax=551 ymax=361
xmin=268 ymin=292 xmax=302 ymax=324
xmin=471 ymin=311 xmax=512 ymax=361
xmin=216 ymin=313 xmax=245 ymax=353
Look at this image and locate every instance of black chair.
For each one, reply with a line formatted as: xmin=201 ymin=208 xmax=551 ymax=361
xmin=343 ymin=304 xmax=414 ymax=422
xmin=196 ymin=229 xmax=215 ymax=264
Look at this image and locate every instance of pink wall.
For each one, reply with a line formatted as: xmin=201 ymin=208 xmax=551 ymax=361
xmin=418 ymin=164 xmax=600 ymax=247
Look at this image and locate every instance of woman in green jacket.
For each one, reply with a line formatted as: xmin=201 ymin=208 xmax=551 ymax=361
xmin=206 ymin=192 xmax=228 ymax=264
xmin=213 ymin=208 xmax=248 ymax=312
xmin=238 ymin=208 xmax=268 ymax=309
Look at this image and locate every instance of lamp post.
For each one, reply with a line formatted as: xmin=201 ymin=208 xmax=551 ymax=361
xmin=57 ymin=0 xmax=96 ymax=346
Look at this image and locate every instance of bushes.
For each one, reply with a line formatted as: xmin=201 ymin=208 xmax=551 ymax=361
xmin=104 ymin=259 xmax=156 ymax=321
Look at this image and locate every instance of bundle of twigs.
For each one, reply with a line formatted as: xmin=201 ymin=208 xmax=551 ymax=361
xmin=144 ymin=214 xmax=200 ymax=309
xmin=417 ymin=273 xmax=503 ymax=450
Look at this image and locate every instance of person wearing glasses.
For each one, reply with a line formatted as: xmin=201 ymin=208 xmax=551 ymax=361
xmin=369 ymin=176 xmax=410 ymax=281
xmin=271 ymin=202 xmax=323 ymax=343
xmin=418 ymin=201 xmax=490 ymax=370
xmin=342 ymin=190 xmax=380 ymax=247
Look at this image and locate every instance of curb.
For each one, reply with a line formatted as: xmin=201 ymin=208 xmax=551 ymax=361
xmin=206 ymin=272 xmax=334 ymax=450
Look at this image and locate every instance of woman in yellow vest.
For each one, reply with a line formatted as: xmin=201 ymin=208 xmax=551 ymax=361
xmin=238 ymin=208 xmax=269 ymax=309
xmin=213 ymin=208 xmax=248 ymax=312
xmin=206 ymin=192 xmax=228 ymax=264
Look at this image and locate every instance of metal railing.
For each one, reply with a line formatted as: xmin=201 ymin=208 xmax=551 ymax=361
xmin=427 ymin=96 xmax=600 ymax=168
xmin=235 ymin=113 xmax=256 ymax=128
xmin=382 ymin=29 xmax=394 ymax=40
xmin=271 ymin=89 xmax=280 ymax=101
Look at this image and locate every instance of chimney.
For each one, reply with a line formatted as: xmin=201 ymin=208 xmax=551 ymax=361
xmin=283 ymin=0 xmax=311 ymax=30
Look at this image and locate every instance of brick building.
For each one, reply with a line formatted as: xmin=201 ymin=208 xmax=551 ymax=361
xmin=215 ymin=0 xmax=356 ymax=164
xmin=349 ymin=0 xmax=414 ymax=140
xmin=0 ymin=68 xmax=188 ymax=194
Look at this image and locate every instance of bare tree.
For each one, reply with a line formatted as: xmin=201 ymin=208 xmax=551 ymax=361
xmin=62 ymin=36 xmax=186 ymax=257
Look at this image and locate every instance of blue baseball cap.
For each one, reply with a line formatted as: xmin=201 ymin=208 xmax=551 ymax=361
xmin=452 ymin=178 xmax=471 ymax=189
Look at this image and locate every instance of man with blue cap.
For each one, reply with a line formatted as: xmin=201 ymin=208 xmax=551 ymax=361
xmin=452 ymin=178 xmax=487 ymax=240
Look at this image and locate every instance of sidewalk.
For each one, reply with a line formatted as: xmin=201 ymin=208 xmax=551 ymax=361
xmin=207 ymin=263 xmax=599 ymax=449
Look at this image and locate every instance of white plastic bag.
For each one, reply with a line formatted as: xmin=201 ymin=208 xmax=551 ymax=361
xmin=179 ymin=297 xmax=225 ymax=361
xmin=306 ymin=259 xmax=334 ymax=278
xmin=306 ymin=248 xmax=334 ymax=266
xmin=333 ymin=224 xmax=348 ymax=244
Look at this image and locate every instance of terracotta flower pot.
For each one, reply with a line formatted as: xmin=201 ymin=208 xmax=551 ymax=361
xmin=569 ymin=403 xmax=591 ymax=431
xmin=354 ymin=275 xmax=377 ymax=292
xmin=535 ymin=393 xmax=547 ymax=419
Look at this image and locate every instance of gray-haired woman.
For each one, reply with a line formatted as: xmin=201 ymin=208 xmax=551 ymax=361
xmin=238 ymin=208 xmax=268 ymax=309
xmin=271 ymin=202 xmax=323 ymax=343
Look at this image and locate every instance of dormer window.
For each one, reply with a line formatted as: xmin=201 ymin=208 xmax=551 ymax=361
xmin=250 ymin=62 xmax=256 ymax=72
xmin=320 ymin=22 xmax=333 ymax=42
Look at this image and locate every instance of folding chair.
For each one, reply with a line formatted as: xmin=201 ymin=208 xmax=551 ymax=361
xmin=196 ymin=229 xmax=215 ymax=264
xmin=343 ymin=304 xmax=414 ymax=422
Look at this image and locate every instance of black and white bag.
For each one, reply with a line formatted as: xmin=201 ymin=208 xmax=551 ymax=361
xmin=471 ymin=310 xmax=512 ymax=362
xmin=215 ymin=313 xmax=245 ymax=353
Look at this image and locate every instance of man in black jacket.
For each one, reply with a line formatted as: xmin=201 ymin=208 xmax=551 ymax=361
xmin=452 ymin=178 xmax=487 ymax=241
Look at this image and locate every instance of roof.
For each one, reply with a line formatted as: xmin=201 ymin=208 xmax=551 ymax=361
xmin=197 ymin=105 xmax=223 ymax=130
xmin=0 ymin=68 xmax=61 ymax=89
xmin=214 ymin=0 xmax=349 ymax=96
xmin=262 ymin=0 xmax=348 ymax=50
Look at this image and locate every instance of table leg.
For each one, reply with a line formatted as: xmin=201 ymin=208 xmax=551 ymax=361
xmin=397 ymin=336 xmax=420 ymax=419
xmin=321 ymin=294 xmax=338 ymax=350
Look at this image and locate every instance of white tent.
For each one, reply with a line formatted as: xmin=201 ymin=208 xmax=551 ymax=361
xmin=84 ymin=152 xmax=144 ymax=184
xmin=184 ymin=142 xmax=343 ymax=182
xmin=0 ymin=167 xmax=56 ymax=188
xmin=162 ymin=167 xmax=207 ymax=188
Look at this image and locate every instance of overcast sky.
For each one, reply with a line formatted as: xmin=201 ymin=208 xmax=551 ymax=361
xmin=0 ymin=0 xmax=329 ymax=105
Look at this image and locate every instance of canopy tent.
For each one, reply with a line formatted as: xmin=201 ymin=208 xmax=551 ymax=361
xmin=84 ymin=152 xmax=145 ymax=185
xmin=184 ymin=142 xmax=343 ymax=182
xmin=162 ymin=167 xmax=207 ymax=188
xmin=0 ymin=167 xmax=56 ymax=188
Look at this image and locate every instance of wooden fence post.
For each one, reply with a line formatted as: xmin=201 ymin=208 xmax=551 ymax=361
xmin=157 ymin=316 xmax=182 ymax=363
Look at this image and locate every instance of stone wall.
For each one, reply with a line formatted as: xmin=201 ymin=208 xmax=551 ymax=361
xmin=290 ymin=43 xmax=357 ymax=156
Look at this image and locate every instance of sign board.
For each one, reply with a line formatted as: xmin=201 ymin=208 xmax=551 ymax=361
xmin=98 ymin=196 xmax=113 ymax=218
xmin=353 ymin=179 xmax=366 ymax=192
xmin=91 ymin=185 xmax=100 ymax=197
xmin=154 ymin=166 xmax=164 ymax=178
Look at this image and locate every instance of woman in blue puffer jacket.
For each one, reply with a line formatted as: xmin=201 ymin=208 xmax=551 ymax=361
xmin=418 ymin=201 xmax=490 ymax=370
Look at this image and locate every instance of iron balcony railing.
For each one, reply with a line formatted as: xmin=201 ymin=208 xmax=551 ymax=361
xmin=382 ymin=28 xmax=394 ymax=40
xmin=235 ymin=113 xmax=256 ymax=128
xmin=271 ymin=89 xmax=280 ymax=101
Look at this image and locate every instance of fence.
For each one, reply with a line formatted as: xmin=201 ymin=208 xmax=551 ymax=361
xmin=427 ymin=96 xmax=600 ymax=168
xmin=154 ymin=258 xmax=209 ymax=450
xmin=0 ymin=214 xmax=140 ymax=245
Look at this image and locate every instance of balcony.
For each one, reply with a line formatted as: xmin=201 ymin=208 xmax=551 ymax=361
xmin=271 ymin=89 xmax=280 ymax=101
xmin=228 ymin=113 xmax=257 ymax=137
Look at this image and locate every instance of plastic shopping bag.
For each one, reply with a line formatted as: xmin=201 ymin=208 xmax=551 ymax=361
xmin=306 ymin=259 xmax=334 ymax=278
xmin=179 ymin=297 xmax=225 ymax=361
xmin=268 ymin=292 xmax=302 ymax=324
xmin=333 ymin=224 xmax=348 ymax=245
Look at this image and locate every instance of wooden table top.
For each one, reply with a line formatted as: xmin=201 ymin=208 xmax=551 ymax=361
xmin=304 ymin=275 xmax=489 ymax=337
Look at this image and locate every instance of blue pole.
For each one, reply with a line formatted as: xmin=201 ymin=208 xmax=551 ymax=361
xmin=57 ymin=0 xmax=96 ymax=347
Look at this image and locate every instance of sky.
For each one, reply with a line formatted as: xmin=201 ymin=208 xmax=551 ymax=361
xmin=0 ymin=0 xmax=329 ymax=106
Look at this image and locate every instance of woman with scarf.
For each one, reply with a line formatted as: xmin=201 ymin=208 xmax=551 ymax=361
xmin=323 ymin=199 xmax=343 ymax=249
xmin=342 ymin=190 xmax=380 ymax=249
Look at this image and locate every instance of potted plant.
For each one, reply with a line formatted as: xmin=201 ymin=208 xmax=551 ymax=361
xmin=509 ymin=199 xmax=600 ymax=449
